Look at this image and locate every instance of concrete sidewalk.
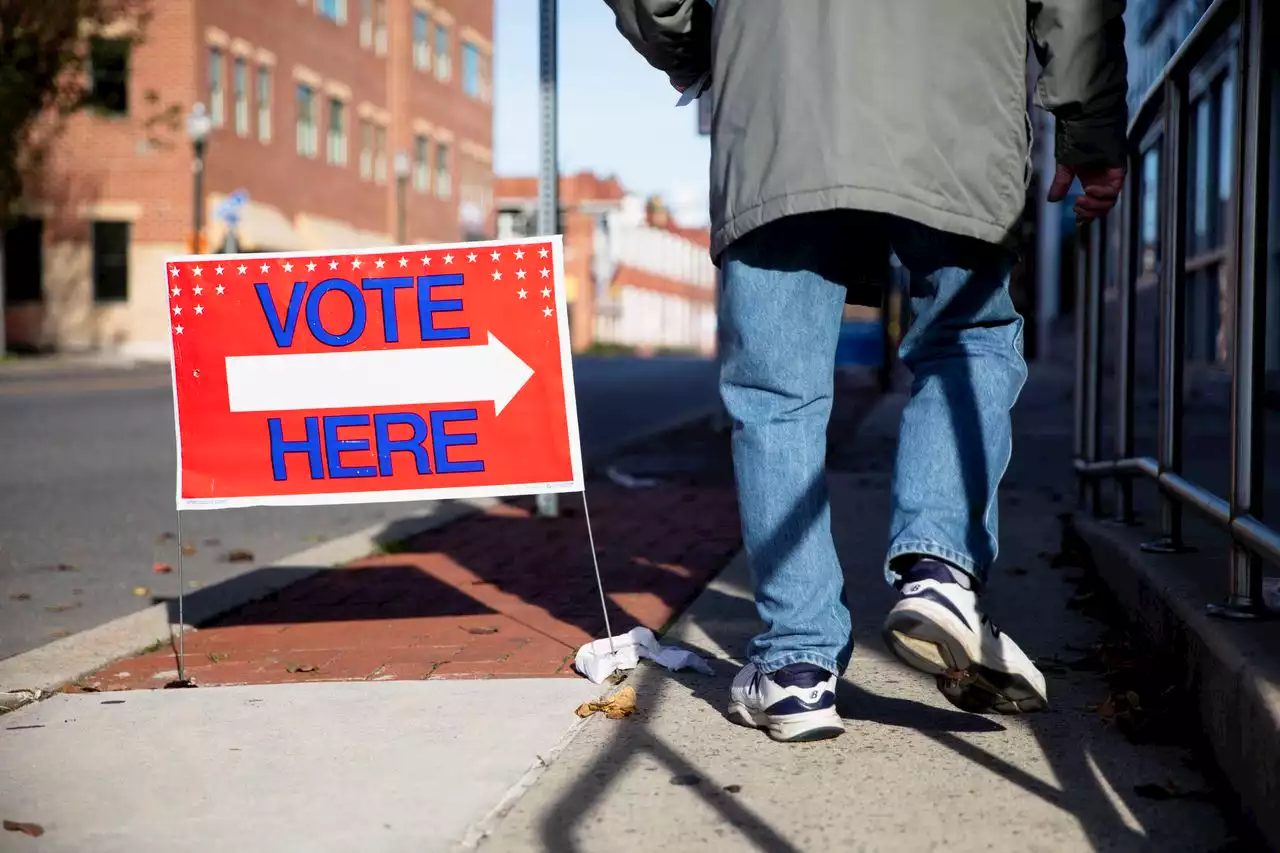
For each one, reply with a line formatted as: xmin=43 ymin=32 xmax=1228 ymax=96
xmin=0 ymin=376 xmax=1243 ymax=852
xmin=476 ymin=393 xmax=1238 ymax=852
xmin=0 ymin=679 xmax=599 ymax=853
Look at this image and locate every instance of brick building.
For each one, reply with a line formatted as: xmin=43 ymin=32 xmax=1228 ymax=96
xmin=495 ymin=172 xmax=716 ymax=355
xmin=4 ymin=0 xmax=495 ymax=357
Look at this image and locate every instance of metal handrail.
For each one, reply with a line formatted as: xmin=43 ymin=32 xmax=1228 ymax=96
xmin=1073 ymin=0 xmax=1274 ymax=617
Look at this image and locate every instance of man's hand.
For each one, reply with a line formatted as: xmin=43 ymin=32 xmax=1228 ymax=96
xmin=1047 ymin=164 xmax=1126 ymax=225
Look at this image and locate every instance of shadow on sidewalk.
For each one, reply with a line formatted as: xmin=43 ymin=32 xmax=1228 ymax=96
xmin=523 ymin=484 xmax=1159 ymax=852
xmin=512 ymin=231 xmax=1171 ymax=849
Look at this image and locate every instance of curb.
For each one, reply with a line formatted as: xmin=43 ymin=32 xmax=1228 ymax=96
xmin=1073 ymin=514 xmax=1280 ymax=850
xmin=0 ymin=498 xmax=496 ymax=697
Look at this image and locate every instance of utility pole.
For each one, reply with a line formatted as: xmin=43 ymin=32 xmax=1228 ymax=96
xmin=535 ymin=0 xmax=560 ymax=518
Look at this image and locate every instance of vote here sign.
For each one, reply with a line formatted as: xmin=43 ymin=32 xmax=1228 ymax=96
xmin=165 ymin=236 xmax=583 ymax=510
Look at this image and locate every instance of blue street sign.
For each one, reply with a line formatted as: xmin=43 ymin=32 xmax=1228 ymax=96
xmin=216 ymin=190 xmax=249 ymax=226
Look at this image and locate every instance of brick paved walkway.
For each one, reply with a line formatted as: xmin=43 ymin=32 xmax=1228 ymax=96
xmin=75 ymin=485 xmax=740 ymax=690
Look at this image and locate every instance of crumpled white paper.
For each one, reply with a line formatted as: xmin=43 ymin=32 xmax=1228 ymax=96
xmin=574 ymin=626 xmax=715 ymax=684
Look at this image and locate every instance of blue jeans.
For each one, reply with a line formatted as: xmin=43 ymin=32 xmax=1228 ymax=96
xmin=718 ymin=212 xmax=1027 ymax=675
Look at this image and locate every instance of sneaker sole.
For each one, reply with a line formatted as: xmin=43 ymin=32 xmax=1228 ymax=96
xmin=726 ymin=703 xmax=845 ymax=743
xmin=882 ymin=603 xmax=1048 ymax=715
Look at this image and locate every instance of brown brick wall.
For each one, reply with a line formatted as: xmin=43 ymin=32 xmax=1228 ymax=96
xmin=34 ymin=0 xmax=494 ymax=248
xmin=39 ymin=0 xmax=198 ymax=245
xmin=195 ymin=0 xmax=493 ymax=242
xmin=13 ymin=0 xmax=495 ymax=351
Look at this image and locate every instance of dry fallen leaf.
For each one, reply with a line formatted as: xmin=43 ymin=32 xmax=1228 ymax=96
xmin=465 ymin=627 xmax=499 ymax=635
xmin=46 ymin=630 xmax=70 ymax=639
xmin=575 ymin=686 xmax=637 ymax=720
xmin=3 ymin=820 xmax=44 ymax=837
xmin=157 ymin=532 xmax=177 ymax=544
xmin=153 ymin=563 xmax=173 ymax=574
xmin=44 ymin=602 xmax=81 ymax=613
xmin=285 ymin=663 xmax=318 ymax=673
xmin=224 ymin=549 xmax=255 ymax=563
xmin=181 ymin=544 xmax=197 ymax=556
xmin=8 ymin=593 xmax=31 ymax=602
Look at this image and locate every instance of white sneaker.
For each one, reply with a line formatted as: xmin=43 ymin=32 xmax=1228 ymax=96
xmin=882 ymin=559 xmax=1048 ymax=714
xmin=727 ymin=662 xmax=844 ymax=742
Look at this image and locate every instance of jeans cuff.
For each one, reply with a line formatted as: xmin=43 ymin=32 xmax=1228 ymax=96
xmin=884 ymin=541 xmax=982 ymax=586
xmin=751 ymin=651 xmax=843 ymax=677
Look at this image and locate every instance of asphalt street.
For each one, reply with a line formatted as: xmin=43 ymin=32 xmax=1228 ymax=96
xmin=0 ymin=356 xmax=718 ymax=660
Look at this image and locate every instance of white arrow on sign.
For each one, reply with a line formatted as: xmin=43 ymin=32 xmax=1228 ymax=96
xmin=224 ymin=333 xmax=535 ymax=415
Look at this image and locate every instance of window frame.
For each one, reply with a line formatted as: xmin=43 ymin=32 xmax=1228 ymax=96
xmin=413 ymin=11 xmax=431 ymax=70
xmin=296 ymin=83 xmax=317 ymax=158
xmin=434 ymin=24 xmax=451 ymax=81
xmin=257 ymin=65 xmax=273 ymax=143
xmin=315 ymin=0 xmax=347 ymax=24
xmin=462 ymin=42 xmax=481 ymax=98
xmin=413 ymin=134 xmax=430 ymax=193
xmin=208 ymin=47 xmax=225 ymax=127
xmin=91 ymin=220 xmax=130 ymax=303
xmin=233 ymin=56 xmax=249 ymax=136
xmin=374 ymin=124 xmax=388 ymax=184
xmin=434 ymin=140 xmax=451 ymax=199
xmin=86 ymin=37 xmax=130 ymax=116
xmin=327 ymin=97 xmax=347 ymax=166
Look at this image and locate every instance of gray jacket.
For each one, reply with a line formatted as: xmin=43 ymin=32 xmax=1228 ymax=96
xmin=604 ymin=0 xmax=1128 ymax=258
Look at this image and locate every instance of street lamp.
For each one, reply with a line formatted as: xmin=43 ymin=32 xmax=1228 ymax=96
xmin=186 ymin=103 xmax=212 ymax=254
xmin=394 ymin=151 xmax=411 ymax=245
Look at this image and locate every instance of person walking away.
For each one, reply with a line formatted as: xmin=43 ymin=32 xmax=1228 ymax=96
xmin=604 ymin=0 xmax=1127 ymax=741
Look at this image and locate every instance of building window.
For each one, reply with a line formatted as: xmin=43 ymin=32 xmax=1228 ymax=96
xmin=374 ymin=125 xmax=387 ymax=183
xmin=327 ymin=98 xmax=347 ymax=165
xmin=413 ymin=134 xmax=430 ymax=192
xmin=435 ymin=141 xmax=451 ymax=199
xmin=92 ymin=221 xmax=129 ymax=303
xmin=434 ymin=24 xmax=451 ymax=81
xmin=413 ymin=11 xmax=430 ymax=70
xmin=296 ymin=84 xmax=317 ymax=157
xmin=233 ymin=57 xmax=249 ymax=136
xmin=462 ymin=43 xmax=481 ymax=98
xmin=316 ymin=0 xmax=346 ymax=23
xmin=373 ymin=0 xmax=388 ymax=55
xmin=360 ymin=0 xmax=373 ymax=47
xmin=257 ymin=65 xmax=272 ymax=142
xmin=208 ymin=48 xmax=225 ymax=127
xmin=359 ymin=120 xmax=373 ymax=179
xmin=3 ymin=218 xmax=44 ymax=304
xmin=86 ymin=38 xmax=130 ymax=115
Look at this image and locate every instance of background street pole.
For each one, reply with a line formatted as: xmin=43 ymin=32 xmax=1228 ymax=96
xmin=535 ymin=0 xmax=560 ymax=518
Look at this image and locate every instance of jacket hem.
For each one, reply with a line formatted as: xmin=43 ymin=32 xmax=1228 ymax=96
xmin=711 ymin=186 xmax=1017 ymax=260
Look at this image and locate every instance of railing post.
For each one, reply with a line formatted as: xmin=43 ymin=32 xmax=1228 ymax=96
xmin=1084 ymin=217 xmax=1105 ymax=516
xmin=1114 ymin=164 xmax=1138 ymax=524
xmin=1212 ymin=0 xmax=1273 ymax=618
xmin=1143 ymin=78 xmax=1192 ymax=554
xmin=1073 ymin=227 xmax=1089 ymax=506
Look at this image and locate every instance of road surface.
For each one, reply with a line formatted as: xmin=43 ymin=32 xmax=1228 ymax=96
xmin=0 ymin=356 xmax=718 ymax=660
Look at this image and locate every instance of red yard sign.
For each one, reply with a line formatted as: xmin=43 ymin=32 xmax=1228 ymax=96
xmin=165 ymin=236 xmax=583 ymax=510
